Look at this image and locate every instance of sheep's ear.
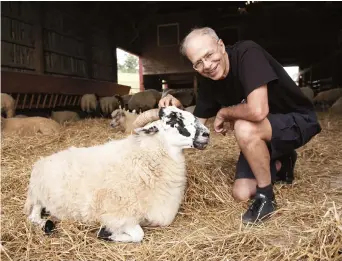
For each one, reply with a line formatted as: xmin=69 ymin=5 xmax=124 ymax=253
xmin=134 ymin=125 xmax=159 ymax=135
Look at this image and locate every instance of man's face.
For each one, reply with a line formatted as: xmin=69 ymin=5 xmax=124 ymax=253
xmin=185 ymin=35 xmax=228 ymax=80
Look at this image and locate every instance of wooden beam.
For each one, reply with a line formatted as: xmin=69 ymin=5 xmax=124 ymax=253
xmin=1 ymin=71 xmax=131 ymax=96
xmin=33 ymin=3 xmax=44 ymax=74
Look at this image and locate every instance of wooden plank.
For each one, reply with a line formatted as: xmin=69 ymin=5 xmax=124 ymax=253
xmin=1 ymin=42 xmax=35 ymax=69
xmin=33 ymin=3 xmax=44 ymax=74
xmin=1 ymin=71 xmax=131 ymax=96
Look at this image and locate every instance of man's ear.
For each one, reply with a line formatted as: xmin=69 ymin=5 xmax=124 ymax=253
xmin=134 ymin=126 xmax=159 ymax=135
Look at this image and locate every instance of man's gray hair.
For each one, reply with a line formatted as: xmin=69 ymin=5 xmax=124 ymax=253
xmin=180 ymin=27 xmax=219 ymax=56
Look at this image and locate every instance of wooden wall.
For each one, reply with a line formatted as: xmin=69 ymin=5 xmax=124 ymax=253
xmin=140 ymin=11 xmax=202 ymax=76
xmin=1 ymin=2 xmax=118 ymax=83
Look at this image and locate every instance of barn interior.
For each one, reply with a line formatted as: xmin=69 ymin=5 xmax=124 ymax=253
xmin=1 ymin=1 xmax=342 ymax=111
xmin=1 ymin=1 xmax=342 ymax=261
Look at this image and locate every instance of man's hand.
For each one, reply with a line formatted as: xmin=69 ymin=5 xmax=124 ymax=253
xmin=158 ymin=94 xmax=184 ymax=109
xmin=214 ymin=114 xmax=227 ymax=135
xmin=214 ymin=109 xmax=235 ymax=135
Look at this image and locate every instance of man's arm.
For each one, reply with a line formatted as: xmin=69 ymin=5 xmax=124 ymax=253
xmin=216 ymin=85 xmax=269 ymax=122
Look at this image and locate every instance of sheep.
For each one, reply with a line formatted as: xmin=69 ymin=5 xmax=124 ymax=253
xmin=1 ymin=116 xmax=60 ymax=136
xmin=15 ymin=114 xmax=28 ymax=118
xmin=330 ymin=96 xmax=342 ymax=114
xmin=128 ymin=89 xmax=162 ymax=112
xmin=110 ymin=108 xmax=139 ymax=134
xmin=81 ymin=94 xmax=98 ymax=113
xmin=24 ymin=106 xmax=210 ymax=243
xmin=184 ymin=105 xmax=196 ymax=114
xmin=51 ymin=110 xmax=80 ymax=124
xmin=300 ymin=87 xmax=314 ymax=102
xmin=313 ymin=88 xmax=342 ymax=110
xmin=313 ymin=88 xmax=342 ymax=103
xmin=1 ymin=93 xmax=15 ymax=118
xmin=99 ymin=95 xmax=125 ymax=117
xmin=119 ymin=94 xmax=132 ymax=110
xmin=162 ymin=88 xmax=195 ymax=107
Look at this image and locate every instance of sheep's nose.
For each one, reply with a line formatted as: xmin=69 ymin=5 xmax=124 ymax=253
xmin=202 ymin=132 xmax=209 ymax=137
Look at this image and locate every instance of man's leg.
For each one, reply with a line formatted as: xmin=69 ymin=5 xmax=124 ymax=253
xmin=233 ymin=152 xmax=282 ymax=202
xmin=232 ymin=113 xmax=308 ymax=223
xmin=232 ymin=118 xmax=277 ymax=223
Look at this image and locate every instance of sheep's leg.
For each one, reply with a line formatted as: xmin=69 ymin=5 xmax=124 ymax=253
xmin=97 ymin=223 xmax=144 ymax=243
xmin=144 ymin=199 xmax=182 ymax=227
xmin=28 ymin=204 xmax=55 ymax=235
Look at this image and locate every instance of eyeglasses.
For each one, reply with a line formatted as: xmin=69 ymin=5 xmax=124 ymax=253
xmin=193 ymin=39 xmax=220 ymax=71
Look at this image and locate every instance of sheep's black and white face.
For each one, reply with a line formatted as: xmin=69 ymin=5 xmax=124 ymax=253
xmin=158 ymin=106 xmax=210 ymax=150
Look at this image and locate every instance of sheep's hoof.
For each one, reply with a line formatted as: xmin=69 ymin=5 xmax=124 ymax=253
xmin=43 ymin=220 xmax=55 ymax=235
xmin=97 ymin=227 xmax=113 ymax=241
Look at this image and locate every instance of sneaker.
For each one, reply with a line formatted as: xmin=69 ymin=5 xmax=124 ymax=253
xmin=242 ymin=193 xmax=277 ymax=224
xmin=275 ymin=150 xmax=297 ymax=184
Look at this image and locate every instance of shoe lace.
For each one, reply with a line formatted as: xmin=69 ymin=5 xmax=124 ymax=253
xmin=248 ymin=197 xmax=263 ymax=214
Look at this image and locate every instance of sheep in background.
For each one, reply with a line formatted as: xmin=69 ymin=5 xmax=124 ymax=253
xmin=1 ymin=93 xmax=15 ymax=118
xmin=24 ymin=106 xmax=210 ymax=243
xmin=99 ymin=95 xmax=124 ymax=117
xmin=121 ymin=94 xmax=132 ymax=110
xmin=81 ymin=94 xmax=98 ymax=113
xmin=300 ymin=87 xmax=314 ymax=102
xmin=313 ymin=88 xmax=342 ymax=110
xmin=1 ymin=116 xmax=60 ymax=136
xmin=15 ymin=114 xmax=28 ymax=118
xmin=162 ymin=88 xmax=195 ymax=107
xmin=51 ymin=111 xmax=80 ymax=124
xmin=184 ymin=105 xmax=196 ymax=114
xmin=128 ymin=89 xmax=162 ymax=112
xmin=110 ymin=108 xmax=139 ymax=134
xmin=330 ymin=96 xmax=342 ymax=114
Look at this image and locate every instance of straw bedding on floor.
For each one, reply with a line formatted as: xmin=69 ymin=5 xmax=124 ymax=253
xmin=1 ymin=112 xmax=341 ymax=261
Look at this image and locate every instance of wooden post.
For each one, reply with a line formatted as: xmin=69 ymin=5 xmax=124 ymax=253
xmin=108 ymin=31 xmax=118 ymax=83
xmin=33 ymin=3 xmax=44 ymax=74
xmin=85 ymin=28 xmax=93 ymax=80
xmin=139 ymin=57 xmax=144 ymax=92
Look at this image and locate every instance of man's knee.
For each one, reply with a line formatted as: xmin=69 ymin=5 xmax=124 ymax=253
xmin=234 ymin=118 xmax=272 ymax=145
xmin=234 ymin=119 xmax=255 ymax=138
xmin=232 ymin=179 xmax=256 ymax=202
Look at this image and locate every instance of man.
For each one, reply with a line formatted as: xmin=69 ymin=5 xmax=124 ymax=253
xmin=159 ymin=27 xmax=322 ymax=223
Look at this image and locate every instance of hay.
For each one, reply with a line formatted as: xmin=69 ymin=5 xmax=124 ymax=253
xmin=1 ymin=113 xmax=342 ymax=261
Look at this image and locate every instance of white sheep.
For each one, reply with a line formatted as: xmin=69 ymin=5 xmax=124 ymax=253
xmin=1 ymin=116 xmax=60 ymax=136
xmin=128 ymin=89 xmax=162 ymax=112
xmin=80 ymin=94 xmax=98 ymax=113
xmin=300 ymin=87 xmax=314 ymax=102
xmin=110 ymin=108 xmax=139 ymax=134
xmin=330 ymin=96 xmax=342 ymax=114
xmin=99 ymin=96 xmax=120 ymax=116
xmin=51 ymin=110 xmax=80 ymax=124
xmin=1 ymin=93 xmax=15 ymax=118
xmin=313 ymin=88 xmax=342 ymax=105
xmin=24 ymin=106 xmax=210 ymax=243
xmin=184 ymin=105 xmax=196 ymax=114
xmin=15 ymin=114 xmax=28 ymax=118
xmin=122 ymin=94 xmax=133 ymax=110
xmin=162 ymin=88 xmax=195 ymax=107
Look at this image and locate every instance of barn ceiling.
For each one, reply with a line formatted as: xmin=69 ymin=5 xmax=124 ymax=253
xmin=74 ymin=1 xmax=342 ymax=67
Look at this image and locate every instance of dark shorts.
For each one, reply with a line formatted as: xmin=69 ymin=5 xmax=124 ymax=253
xmin=235 ymin=111 xmax=322 ymax=181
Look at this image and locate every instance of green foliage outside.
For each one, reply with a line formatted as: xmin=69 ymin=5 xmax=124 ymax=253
xmin=118 ymin=54 xmax=139 ymax=73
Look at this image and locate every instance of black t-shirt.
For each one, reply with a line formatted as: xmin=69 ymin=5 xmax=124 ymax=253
xmin=193 ymin=40 xmax=315 ymax=119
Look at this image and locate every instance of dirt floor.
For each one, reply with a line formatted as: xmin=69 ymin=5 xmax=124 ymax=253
xmin=1 ymin=112 xmax=341 ymax=261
